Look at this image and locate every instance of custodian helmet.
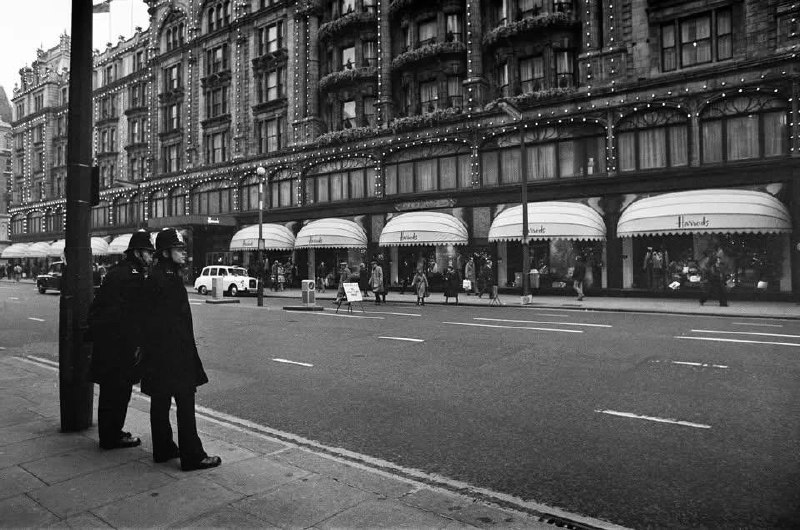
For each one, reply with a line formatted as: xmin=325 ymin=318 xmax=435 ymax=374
xmin=155 ymin=228 xmax=187 ymax=252
xmin=126 ymin=230 xmax=155 ymax=253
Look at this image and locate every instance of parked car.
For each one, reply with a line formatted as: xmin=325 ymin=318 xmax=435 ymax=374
xmin=194 ymin=265 xmax=258 ymax=296
xmin=36 ymin=261 xmax=64 ymax=294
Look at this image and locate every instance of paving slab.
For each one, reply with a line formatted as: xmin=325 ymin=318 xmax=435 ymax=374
xmin=0 ymin=465 xmax=47 ymax=500
xmin=202 ymin=455 xmax=311 ymax=496
xmin=91 ymin=475 xmax=243 ymax=528
xmin=177 ymin=505 xmax=281 ymax=529
xmin=28 ymin=460 xmax=175 ymax=518
xmin=0 ymin=494 xmax=60 ymax=527
xmin=196 ymin=419 xmax=288 ymax=455
xmin=317 ymin=498 xmax=459 ymax=529
xmin=233 ymin=474 xmax=377 ymax=529
xmin=275 ymin=447 xmax=417 ymax=499
xmin=0 ymin=417 xmax=57 ymax=446
xmin=0 ymin=432 xmax=93 ymax=470
xmin=44 ymin=511 xmax=112 ymax=528
xmin=21 ymin=443 xmax=148 ymax=485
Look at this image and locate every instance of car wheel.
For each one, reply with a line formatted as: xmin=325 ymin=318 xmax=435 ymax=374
xmin=38 ymin=285 xmax=46 ymax=294
xmin=198 ymin=285 xmax=208 ymax=295
xmin=228 ymin=284 xmax=238 ymax=297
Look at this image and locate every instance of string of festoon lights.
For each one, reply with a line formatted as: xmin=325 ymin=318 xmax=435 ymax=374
xmin=376 ymin=0 xmax=383 ymax=128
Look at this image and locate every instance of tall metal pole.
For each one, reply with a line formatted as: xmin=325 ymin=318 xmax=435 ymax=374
xmin=256 ymin=166 xmax=266 ymax=306
xmin=520 ymin=127 xmax=530 ymax=298
xmin=59 ymin=0 xmax=94 ymax=431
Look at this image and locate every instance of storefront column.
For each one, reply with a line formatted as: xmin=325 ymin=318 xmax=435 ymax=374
xmin=496 ymin=241 xmax=508 ymax=287
xmin=791 ymin=181 xmax=800 ymax=300
xmin=307 ymin=248 xmax=315 ymax=282
xmin=390 ymin=247 xmax=399 ymax=285
xmin=622 ymin=238 xmax=633 ymax=288
xmin=780 ymin=235 xmax=792 ymax=292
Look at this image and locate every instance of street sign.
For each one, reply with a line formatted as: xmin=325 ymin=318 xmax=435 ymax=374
xmin=342 ymin=282 xmax=362 ymax=302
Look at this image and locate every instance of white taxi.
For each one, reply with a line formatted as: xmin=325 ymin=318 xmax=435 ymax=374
xmin=194 ymin=265 xmax=258 ymax=297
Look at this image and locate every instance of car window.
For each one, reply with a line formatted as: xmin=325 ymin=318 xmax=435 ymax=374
xmin=220 ymin=268 xmax=229 ymax=276
xmin=202 ymin=268 xmax=210 ymax=276
xmin=231 ymin=268 xmax=246 ymax=276
xmin=210 ymin=267 xmax=218 ymax=276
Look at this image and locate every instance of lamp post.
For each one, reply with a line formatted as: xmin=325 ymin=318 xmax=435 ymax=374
xmin=497 ymin=100 xmax=530 ymax=300
xmin=256 ymin=166 xmax=266 ymax=307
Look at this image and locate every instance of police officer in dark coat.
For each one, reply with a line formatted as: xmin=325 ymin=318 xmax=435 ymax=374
xmin=88 ymin=230 xmax=154 ymax=450
xmin=142 ymin=228 xmax=221 ymax=471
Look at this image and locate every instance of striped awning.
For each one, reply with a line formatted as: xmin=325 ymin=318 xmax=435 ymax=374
xmin=26 ymin=241 xmax=55 ymax=258
xmin=1 ymin=243 xmax=32 ymax=259
xmin=489 ymin=202 xmax=606 ymax=242
xmin=294 ymin=218 xmax=368 ymax=249
xmin=379 ymin=212 xmax=468 ymax=246
xmin=230 ymin=224 xmax=295 ymax=251
xmin=48 ymin=237 xmax=111 ymax=257
xmin=617 ymin=189 xmax=792 ymax=237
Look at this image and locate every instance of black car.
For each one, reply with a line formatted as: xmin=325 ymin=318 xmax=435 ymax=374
xmin=36 ymin=261 xmax=64 ymax=294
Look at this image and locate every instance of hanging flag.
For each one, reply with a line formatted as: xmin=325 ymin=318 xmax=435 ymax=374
xmin=92 ymin=0 xmax=112 ymax=13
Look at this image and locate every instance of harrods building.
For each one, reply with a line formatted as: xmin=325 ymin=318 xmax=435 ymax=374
xmin=4 ymin=0 xmax=800 ymax=298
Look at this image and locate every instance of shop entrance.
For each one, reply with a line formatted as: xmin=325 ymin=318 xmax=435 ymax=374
xmin=632 ymin=235 xmax=693 ymax=290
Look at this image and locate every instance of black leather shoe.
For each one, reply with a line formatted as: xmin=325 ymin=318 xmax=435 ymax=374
xmin=100 ymin=434 xmax=141 ymax=450
xmin=181 ymin=455 xmax=222 ymax=471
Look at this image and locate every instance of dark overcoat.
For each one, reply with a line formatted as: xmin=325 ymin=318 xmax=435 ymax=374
xmin=443 ymin=269 xmax=461 ymax=298
xmin=140 ymin=260 xmax=208 ymax=396
xmin=88 ymin=258 xmax=148 ymax=385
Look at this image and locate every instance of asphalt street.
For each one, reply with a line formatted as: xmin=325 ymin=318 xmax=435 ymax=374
xmin=2 ymin=280 xmax=799 ymax=528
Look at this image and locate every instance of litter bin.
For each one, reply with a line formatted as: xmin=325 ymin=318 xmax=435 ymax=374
xmin=529 ymin=269 xmax=540 ymax=289
xmin=301 ymin=279 xmax=316 ymax=305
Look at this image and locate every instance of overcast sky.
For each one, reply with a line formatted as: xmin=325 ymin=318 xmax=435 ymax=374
xmin=1 ymin=0 xmax=150 ymax=101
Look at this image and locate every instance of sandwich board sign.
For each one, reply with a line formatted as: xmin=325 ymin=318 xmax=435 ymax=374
xmin=342 ymin=282 xmax=362 ymax=302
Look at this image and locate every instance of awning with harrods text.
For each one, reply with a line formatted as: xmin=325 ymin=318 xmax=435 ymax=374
xmin=294 ymin=218 xmax=368 ymax=249
xmin=1 ymin=243 xmax=32 ymax=259
xmin=488 ymin=202 xmax=606 ymax=242
xmin=230 ymin=224 xmax=295 ymax=251
xmin=378 ymin=211 xmax=468 ymax=246
xmin=616 ymin=189 xmax=792 ymax=237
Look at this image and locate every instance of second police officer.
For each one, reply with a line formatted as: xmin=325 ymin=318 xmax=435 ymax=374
xmin=141 ymin=228 xmax=221 ymax=471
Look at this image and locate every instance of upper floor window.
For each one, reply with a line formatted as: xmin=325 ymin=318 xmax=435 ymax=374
xmin=258 ymin=21 xmax=285 ymax=55
xmin=342 ymin=100 xmax=356 ymax=129
xmin=99 ymin=95 xmax=118 ymax=119
xmin=341 ymin=46 xmax=355 ymax=70
xmin=446 ymin=76 xmax=463 ymax=109
xmin=497 ymin=62 xmax=509 ymax=97
xmin=164 ymin=103 xmax=181 ymax=131
xmin=518 ymin=0 xmax=543 ymax=18
xmin=15 ymin=103 xmax=24 ymax=119
xmin=134 ymin=51 xmax=144 ymax=71
xmin=420 ymin=81 xmax=439 ymax=113
xmin=102 ymin=64 xmax=116 ymax=85
xmin=61 ymin=87 xmax=69 ymax=105
xmin=129 ymin=82 xmax=146 ymax=108
xmin=553 ymin=0 xmax=572 ymax=14
xmin=33 ymin=124 xmax=44 ymax=144
xmin=339 ymin=0 xmax=355 ymax=16
xmin=206 ymin=86 xmax=229 ymax=118
xmin=618 ymin=111 xmax=689 ymax=172
xmin=363 ymin=0 xmax=377 ymax=13
xmin=555 ymin=51 xmax=574 ymax=88
xmin=256 ymin=116 xmax=283 ymax=154
xmin=192 ymin=180 xmax=233 ymax=214
xmin=519 ymin=56 xmax=544 ymax=92
xmin=363 ymin=97 xmax=376 ymax=127
xmin=445 ymin=14 xmax=463 ymax=43
xmin=164 ymin=64 xmax=182 ymax=91
xmin=165 ymin=22 xmax=185 ymax=51
xmin=162 ymin=143 xmax=181 ymax=173
xmin=362 ymin=41 xmax=377 ymax=67
xmin=34 ymin=92 xmax=44 ymax=112
xmin=419 ymin=19 xmax=437 ymax=46
xmin=206 ymin=44 xmax=230 ymax=76
xmin=207 ymin=1 xmax=231 ymax=33
xmin=701 ymin=96 xmax=787 ymax=164
xmin=150 ymin=190 xmax=168 ymax=218
xmin=204 ymin=130 xmax=229 ymax=164
xmin=256 ymin=67 xmax=286 ymax=102
xmin=661 ymin=8 xmax=732 ymax=72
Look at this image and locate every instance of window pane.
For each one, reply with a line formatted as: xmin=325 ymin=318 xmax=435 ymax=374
xmin=330 ymin=173 xmax=343 ymax=201
xmin=350 ymin=169 xmax=364 ymax=198
xmin=726 ymin=115 xmax=759 ymax=160
xmin=763 ymin=111 xmax=787 ymax=157
xmin=535 ymin=144 xmax=556 ymax=179
xmin=501 ymin=148 xmax=521 ymax=183
xmin=702 ymin=120 xmax=723 ymax=163
xmin=558 ymin=141 xmax=575 ymax=177
xmin=384 ymin=165 xmax=397 ymax=195
xmin=270 ymin=182 xmax=279 ymax=208
xmin=638 ymin=128 xmax=666 ymax=169
xmin=458 ymin=154 xmax=471 ymax=188
xmin=280 ymin=181 xmax=291 ymax=206
xmin=668 ymin=125 xmax=688 ymax=166
xmin=440 ymin=156 xmax=457 ymax=189
xmin=366 ymin=168 xmax=378 ymax=197
xmin=316 ymin=175 xmax=329 ymax=202
xmin=304 ymin=178 xmax=315 ymax=203
xmin=398 ymin=162 xmax=414 ymax=193
xmin=415 ymin=159 xmax=437 ymax=191
xmin=481 ymin=151 xmax=498 ymax=186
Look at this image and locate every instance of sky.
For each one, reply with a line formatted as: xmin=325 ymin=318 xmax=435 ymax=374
xmin=1 ymin=0 xmax=150 ymax=100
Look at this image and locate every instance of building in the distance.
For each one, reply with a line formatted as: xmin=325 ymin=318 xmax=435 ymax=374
xmin=6 ymin=0 xmax=800 ymax=299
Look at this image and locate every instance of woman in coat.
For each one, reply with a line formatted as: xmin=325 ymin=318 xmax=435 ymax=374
xmin=442 ymin=265 xmax=461 ymax=305
xmin=369 ymin=259 xmax=385 ymax=305
xmin=411 ymin=268 xmax=429 ymax=306
xmin=142 ymin=229 xmax=221 ymax=471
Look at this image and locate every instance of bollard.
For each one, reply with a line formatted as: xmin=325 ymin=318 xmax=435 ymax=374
xmin=212 ymin=277 xmax=224 ymax=299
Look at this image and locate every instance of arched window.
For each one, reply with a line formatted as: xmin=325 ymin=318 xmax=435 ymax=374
xmin=304 ymin=160 xmax=376 ymax=204
xmin=163 ymin=12 xmax=185 ymax=51
xmin=53 ymin=207 xmax=64 ymax=233
xmin=27 ymin=211 xmax=44 ymax=233
xmin=617 ymin=110 xmax=689 ymax=171
xmin=11 ymin=214 xmax=25 ymax=236
xmin=114 ymin=197 xmax=129 ymax=226
xmin=150 ymin=190 xmax=168 ymax=219
xmin=92 ymin=201 xmax=109 ymax=228
xmin=271 ymin=169 xmax=297 ymax=208
xmin=208 ymin=7 xmax=215 ymax=32
xmin=170 ymin=187 xmax=187 ymax=216
xmin=128 ymin=193 xmax=146 ymax=224
xmin=700 ymin=95 xmax=788 ymax=164
xmin=192 ymin=180 xmax=233 ymax=215
xmin=239 ymin=175 xmax=261 ymax=212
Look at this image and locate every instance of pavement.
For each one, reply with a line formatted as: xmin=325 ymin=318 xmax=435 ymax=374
xmin=0 ymin=355 xmax=623 ymax=530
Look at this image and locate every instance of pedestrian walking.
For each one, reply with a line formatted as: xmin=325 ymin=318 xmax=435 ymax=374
xmin=316 ymin=261 xmax=327 ymax=292
xmin=142 ymin=228 xmax=221 ymax=471
xmin=357 ymin=262 xmax=370 ymax=298
xmin=464 ymin=257 xmax=477 ymax=296
xmin=573 ymin=255 xmax=587 ymax=301
xmin=699 ymin=254 xmax=728 ymax=307
xmin=87 ymin=230 xmax=154 ymax=450
xmin=411 ymin=267 xmax=429 ymax=306
xmin=369 ymin=259 xmax=385 ymax=305
xmin=477 ymin=260 xmax=493 ymax=298
xmin=334 ymin=262 xmax=352 ymax=304
xmin=443 ymin=265 xmax=461 ymax=305
xmin=14 ymin=264 xmax=22 ymax=282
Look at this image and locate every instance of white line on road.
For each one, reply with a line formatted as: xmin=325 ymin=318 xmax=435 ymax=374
xmin=348 ymin=310 xmax=421 ymax=317
xmin=651 ymin=360 xmax=728 ymax=369
xmin=538 ymin=313 xmax=569 ymax=317
xmin=0 ymin=347 xmax=6 ymax=350
xmin=443 ymin=321 xmax=583 ymax=333
xmin=28 ymin=317 xmax=45 ymax=322
xmin=732 ymin=322 xmax=784 ymax=328
xmin=379 ymin=336 xmax=425 ymax=343
xmin=475 ymin=317 xmax=612 ymax=328
xmin=676 ymin=336 xmax=800 ymax=347
xmin=691 ymin=329 xmax=800 ymax=339
xmin=285 ymin=310 xmax=384 ymax=320
xmin=272 ymin=358 xmax=313 ymax=367
xmin=596 ymin=409 xmax=711 ymax=429
xmin=9 ymin=297 xmax=19 ymax=300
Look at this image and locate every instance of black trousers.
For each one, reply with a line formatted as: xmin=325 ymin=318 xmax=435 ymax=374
xmin=98 ymin=381 xmax=133 ymax=445
xmin=149 ymin=391 xmax=207 ymax=463
xmin=700 ymin=278 xmax=728 ymax=306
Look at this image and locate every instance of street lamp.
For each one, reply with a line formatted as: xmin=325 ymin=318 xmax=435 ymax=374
xmin=256 ymin=166 xmax=266 ymax=307
xmin=497 ymin=100 xmax=531 ymax=300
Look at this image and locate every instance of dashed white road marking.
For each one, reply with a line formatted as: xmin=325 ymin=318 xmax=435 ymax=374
xmin=379 ymin=336 xmax=425 ymax=343
xmin=443 ymin=321 xmax=583 ymax=334
xmin=272 ymin=358 xmax=313 ymax=367
xmin=348 ymin=310 xmax=421 ymax=317
xmin=651 ymin=360 xmax=728 ymax=369
xmin=286 ymin=310 xmax=384 ymax=320
xmin=691 ymin=329 xmax=800 ymax=339
xmin=676 ymin=336 xmax=800 ymax=347
xmin=9 ymin=297 xmax=19 ymax=300
xmin=732 ymin=322 xmax=784 ymax=328
xmin=475 ymin=317 xmax=612 ymax=328
xmin=596 ymin=409 xmax=711 ymax=429
xmin=28 ymin=317 xmax=45 ymax=322
xmin=0 ymin=347 xmax=6 ymax=350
